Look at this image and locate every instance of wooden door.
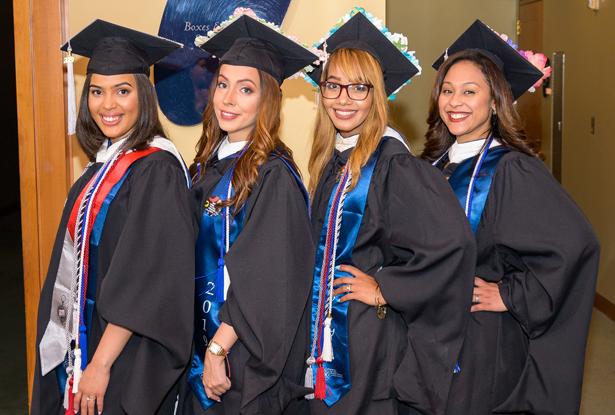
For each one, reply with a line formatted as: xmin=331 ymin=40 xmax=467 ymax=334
xmin=13 ymin=0 xmax=71 ymax=404
xmin=516 ymin=0 xmax=547 ymax=159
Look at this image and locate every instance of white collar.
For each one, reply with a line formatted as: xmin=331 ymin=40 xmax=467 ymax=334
xmin=449 ymin=138 xmax=501 ymax=164
xmin=335 ymin=126 xmax=411 ymax=153
xmin=335 ymin=132 xmax=359 ymax=152
xmin=94 ymin=135 xmax=190 ymax=186
xmin=95 ymin=134 xmax=129 ymax=163
xmin=217 ymin=137 xmax=249 ymax=160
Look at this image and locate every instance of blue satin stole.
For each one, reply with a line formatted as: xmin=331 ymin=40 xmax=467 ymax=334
xmin=308 ymin=140 xmax=385 ymax=406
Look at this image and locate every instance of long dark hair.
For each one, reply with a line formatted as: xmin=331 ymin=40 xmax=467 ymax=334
xmin=192 ymin=67 xmax=299 ymax=212
xmin=76 ymin=73 xmax=166 ymax=160
xmin=421 ymin=49 xmax=540 ymax=162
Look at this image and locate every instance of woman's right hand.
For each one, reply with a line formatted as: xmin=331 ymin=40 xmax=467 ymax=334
xmin=202 ymin=351 xmax=231 ymax=402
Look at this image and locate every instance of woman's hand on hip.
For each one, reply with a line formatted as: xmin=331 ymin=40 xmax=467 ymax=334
xmin=333 ymin=265 xmax=387 ymax=306
xmin=471 ymin=276 xmax=508 ymax=312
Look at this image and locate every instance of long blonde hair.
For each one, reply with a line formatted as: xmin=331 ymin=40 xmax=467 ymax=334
xmin=193 ymin=67 xmax=298 ymax=211
xmin=308 ymin=48 xmax=389 ymax=195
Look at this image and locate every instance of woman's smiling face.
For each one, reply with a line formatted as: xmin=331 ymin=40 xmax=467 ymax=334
xmin=88 ymin=73 xmax=139 ymax=140
xmin=438 ymin=60 xmax=495 ymax=143
xmin=212 ymin=64 xmax=261 ymax=142
xmin=321 ymin=64 xmax=373 ymax=138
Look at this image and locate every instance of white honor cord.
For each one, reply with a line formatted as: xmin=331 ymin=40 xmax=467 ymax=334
xmin=221 ymin=179 xmax=233 ymax=300
xmin=69 ymin=150 xmax=121 ymax=374
xmin=465 ymin=158 xmax=482 ymax=215
xmin=225 ymin=182 xmax=232 ymax=253
xmin=328 ymin=167 xmax=352 ymax=316
xmin=464 ymin=138 xmax=492 ymax=216
xmin=308 ymin=165 xmax=352 ymax=361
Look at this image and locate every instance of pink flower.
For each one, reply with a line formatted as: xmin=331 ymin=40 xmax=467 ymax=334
xmin=233 ymin=7 xmax=258 ymax=19
xmin=520 ymin=50 xmax=552 ymax=88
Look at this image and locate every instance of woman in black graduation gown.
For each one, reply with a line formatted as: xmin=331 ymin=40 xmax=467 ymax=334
xmin=422 ymin=20 xmax=600 ymax=415
xmin=32 ymin=21 xmax=196 ymax=414
xmin=303 ymin=9 xmax=476 ymax=415
xmin=178 ymin=10 xmax=317 ymax=415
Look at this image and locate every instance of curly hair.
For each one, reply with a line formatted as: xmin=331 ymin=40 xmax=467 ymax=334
xmin=421 ymin=49 xmax=541 ymax=162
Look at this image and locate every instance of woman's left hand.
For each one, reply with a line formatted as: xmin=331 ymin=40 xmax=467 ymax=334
xmin=74 ymin=361 xmax=110 ymax=415
xmin=471 ymin=277 xmax=508 ymax=312
xmin=202 ymin=351 xmax=231 ymax=402
xmin=333 ymin=265 xmax=386 ymax=306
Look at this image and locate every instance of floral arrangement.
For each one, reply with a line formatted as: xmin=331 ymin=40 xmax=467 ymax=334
xmin=194 ymin=7 xmax=318 ymax=80
xmin=304 ymin=7 xmax=422 ymax=100
xmin=497 ymin=33 xmax=552 ymax=92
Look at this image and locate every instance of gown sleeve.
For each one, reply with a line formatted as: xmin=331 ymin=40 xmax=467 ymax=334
xmin=95 ymin=156 xmax=197 ymax=413
xmin=374 ymin=154 xmax=476 ymax=414
xmin=485 ymin=154 xmax=599 ymax=413
xmin=218 ymin=161 xmax=314 ymax=414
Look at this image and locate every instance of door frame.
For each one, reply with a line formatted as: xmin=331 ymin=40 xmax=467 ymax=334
xmin=13 ymin=0 xmax=71 ymax=404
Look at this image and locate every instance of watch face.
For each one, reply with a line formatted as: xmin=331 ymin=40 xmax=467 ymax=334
xmin=208 ymin=342 xmax=225 ymax=356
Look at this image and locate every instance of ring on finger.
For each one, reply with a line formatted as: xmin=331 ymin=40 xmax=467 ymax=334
xmin=473 ymin=294 xmax=480 ymax=303
xmin=345 ymin=285 xmax=352 ymax=293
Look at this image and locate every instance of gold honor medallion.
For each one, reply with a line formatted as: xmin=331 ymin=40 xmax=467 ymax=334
xmin=376 ymin=305 xmax=387 ymax=320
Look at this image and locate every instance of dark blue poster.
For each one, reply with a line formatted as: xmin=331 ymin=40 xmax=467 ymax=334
xmin=155 ymin=1 xmax=292 ymax=126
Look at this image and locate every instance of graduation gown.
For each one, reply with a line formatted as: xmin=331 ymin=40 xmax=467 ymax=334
xmin=32 ymin=150 xmax=197 ymax=414
xmin=439 ymin=150 xmax=600 ymax=415
xmin=309 ymin=137 xmax=476 ymax=415
xmin=181 ymin=153 xmax=314 ymax=415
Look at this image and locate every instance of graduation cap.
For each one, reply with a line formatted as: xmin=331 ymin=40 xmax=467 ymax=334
xmin=195 ymin=14 xmax=318 ymax=85
xmin=307 ymin=10 xmax=421 ymax=97
xmin=59 ymin=20 xmax=181 ymax=136
xmin=61 ymin=19 xmax=182 ymax=76
xmin=432 ymin=19 xmax=544 ymax=100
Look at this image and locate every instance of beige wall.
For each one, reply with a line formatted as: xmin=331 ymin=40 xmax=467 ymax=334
xmin=542 ymin=0 xmax=615 ymax=304
xmin=68 ymin=0 xmax=385 ymax=177
xmin=386 ymin=0 xmax=518 ymax=152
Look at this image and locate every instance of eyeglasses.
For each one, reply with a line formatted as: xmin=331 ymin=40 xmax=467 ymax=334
xmin=319 ymin=81 xmax=373 ymax=101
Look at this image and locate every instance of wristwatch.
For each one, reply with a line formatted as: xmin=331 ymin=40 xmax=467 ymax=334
xmin=207 ymin=340 xmax=227 ymax=356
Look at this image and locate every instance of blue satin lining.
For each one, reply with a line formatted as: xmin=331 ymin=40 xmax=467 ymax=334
xmin=309 ymin=140 xmax=384 ymax=406
xmin=190 ymin=156 xmax=244 ymax=410
xmin=448 ymin=146 xmax=509 ymax=233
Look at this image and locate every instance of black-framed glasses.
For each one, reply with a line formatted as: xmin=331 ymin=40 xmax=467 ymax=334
xmin=319 ymin=81 xmax=373 ymax=101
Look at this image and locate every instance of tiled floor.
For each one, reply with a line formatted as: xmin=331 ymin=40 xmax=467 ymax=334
xmin=1 ymin=205 xmax=614 ymax=414
xmin=580 ymin=309 xmax=615 ymax=414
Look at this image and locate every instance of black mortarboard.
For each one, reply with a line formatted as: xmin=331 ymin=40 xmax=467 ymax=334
xmin=61 ymin=19 xmax=182 ymax=76
xmin=432 ymin=19 xmax=543 ymax=100
xmin=196 ymin=15 xmax=317 ymax=85
xmin=307 ymin=11 xmax=421 ymax=97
